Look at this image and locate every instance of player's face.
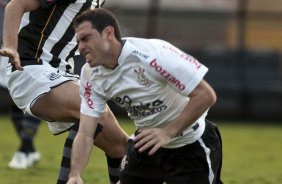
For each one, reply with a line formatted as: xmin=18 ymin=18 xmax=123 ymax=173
xmin=75 ymin=21 xmax=111 ymax=68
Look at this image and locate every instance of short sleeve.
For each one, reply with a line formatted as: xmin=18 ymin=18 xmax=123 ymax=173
xmin=79 ymin=64 xmax=107 ymax=118
xmin=147 ymin=40 xmax=208 ymax=96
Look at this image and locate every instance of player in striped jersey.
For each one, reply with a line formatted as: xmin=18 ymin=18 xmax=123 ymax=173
xmin=68 ymin=8 xmax=223 ymax=184
xmin=0 ymin=0 xmax=128 ymax=183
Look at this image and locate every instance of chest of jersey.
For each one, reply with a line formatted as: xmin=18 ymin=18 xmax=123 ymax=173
xmin=93 ymin=59 xmax=185 ymax=120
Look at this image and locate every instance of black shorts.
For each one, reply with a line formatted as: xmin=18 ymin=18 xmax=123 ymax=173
xmin=119 ymin=120 xmax=223 ymax=184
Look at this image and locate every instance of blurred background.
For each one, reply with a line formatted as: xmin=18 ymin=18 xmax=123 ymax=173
xmin=1 ymin=0 xmax=282 ymax=121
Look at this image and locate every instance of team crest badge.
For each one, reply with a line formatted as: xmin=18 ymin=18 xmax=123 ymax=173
xmin=134 ymin=65 xmax=148 ymax=86
xmin=44 ymin=72 xmax=61 ymax=81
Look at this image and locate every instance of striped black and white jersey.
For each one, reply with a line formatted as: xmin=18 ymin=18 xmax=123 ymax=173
xmin=18 ymin=0 xmax=101 ymax=73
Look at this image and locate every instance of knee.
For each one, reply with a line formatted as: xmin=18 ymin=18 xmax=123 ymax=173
xmin=95 ymin=131 xmax=128 ymax=158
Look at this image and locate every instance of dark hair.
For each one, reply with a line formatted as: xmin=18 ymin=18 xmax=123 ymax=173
xmin=73 ymin=8 xmax=122 ymax=42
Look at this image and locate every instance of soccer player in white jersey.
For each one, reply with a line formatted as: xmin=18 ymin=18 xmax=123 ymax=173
xmin=68 ymin=8 xmax=223 ymax=184
xmin=0 ymin=0 xmax=128 ymax=183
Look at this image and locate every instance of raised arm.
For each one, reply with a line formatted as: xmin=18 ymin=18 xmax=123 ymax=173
xmin=0 ymin=0 xmax=40 ymax=70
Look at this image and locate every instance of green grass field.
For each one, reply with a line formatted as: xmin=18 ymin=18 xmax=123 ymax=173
xmin=0 ymin=115 xmax=282 ymax=184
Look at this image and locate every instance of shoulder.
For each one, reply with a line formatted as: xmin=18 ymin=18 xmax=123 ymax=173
xmin=80 ymin=63 xmax=95 ymax=81
xmin=124 ymin=37 xmax=167 ymax=46
xmin=128 ymin=38 xmax=174 ymax=54
xmin=122 ymin=37 xmax=167 ymax=56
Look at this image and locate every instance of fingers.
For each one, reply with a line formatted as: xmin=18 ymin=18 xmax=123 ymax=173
xmin=134 ymin=130 xmax=152 ymax=148
xmin=0 ymin=49 xmax=13 ymax=56
xmin=0 ymin=49 xmax=23 ymax=70
xmin=134 ymin=129 xmax=162 ymax=155
xmin=14 ymin=61 xmax=24 ymax=71
xmin=148 ymin=144 xmax=161 ymax=155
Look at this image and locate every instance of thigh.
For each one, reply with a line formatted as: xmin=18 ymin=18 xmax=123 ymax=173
xmin=8 ymin=63 xmax=80 ymax=122
xmin=165 ymin=122 xmax=222 ymax=184
xmin=31 ymin=81 xmax=81 ymax=122
xmin=93 ymin=105 xmax=128 ymax=158
xmin=203 ymin=120 xmax=223 ymax=184
xmin=119 ymin=140 xmax=165 ymax=183
xmin=164 ymin=144 xmax=211 ymax=184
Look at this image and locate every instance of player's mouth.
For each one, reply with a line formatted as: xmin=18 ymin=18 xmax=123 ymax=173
xmin=85 ymin=53 xmax=91 ymax=63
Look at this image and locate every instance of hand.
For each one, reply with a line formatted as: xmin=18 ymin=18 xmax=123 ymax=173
xmin=134 ymin=128 xmax=173 ymax=155
xmin=66 ymin=176 xmax=83 ymax=184
xmin=0 ymin=48 xmax=23 ymax=70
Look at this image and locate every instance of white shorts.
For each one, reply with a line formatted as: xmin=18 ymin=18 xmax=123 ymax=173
xmin=7 ymin=61 xmax=79 ymax=135
xmin=0 ymin=56 xmax=9 ymax=88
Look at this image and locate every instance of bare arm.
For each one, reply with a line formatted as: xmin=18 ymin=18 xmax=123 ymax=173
xmin=165 ymin=80 xmax=216 ymax=136
xmin=0 ymin=0 xmax=40 ymax=70
xmin=135 ymin=79 xmax=217 ymax=155
xmin=67 ymin=113 xmax=99 ymax=184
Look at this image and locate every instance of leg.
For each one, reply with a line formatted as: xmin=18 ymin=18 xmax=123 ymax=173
xmin=31 ymin=81 xmax=81 ymax=122
xmin=56 ymin=122 xmax=124 ymax=184
xmin=10 ymin=103 xmax=24 ymax=135
xmin=206 ymin=120 xmax=223 ymax=184
xmin=9 ymin=103 xmax=41 ymax=169
xmin=20 ymin=114 xmax=41 ymax=153
xmin=93 ymin=106 xmax=128 ymax=183
xmin=120 ymin=174 xmax=164 ymax=184
xmin=30 ymin=82 xmax=128 ymax=182
xmin=93 ymin=105 xmax=128 ymax=157
xmin=31 ymin=81 xmax=128 ymax=156
xmin=119 ymin=140 xmax=164 ymax=184
xmin=57 ymin=124 xmax=79 ymax=184
xmin=165 ymin=120 xmax=223 ymax=184
xmin=106 ymin=154 xmax=123 ymax=184
xmin=21 ymin=115 xmax=41 ymax=167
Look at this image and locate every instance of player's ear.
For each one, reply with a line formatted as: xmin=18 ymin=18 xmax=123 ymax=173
xmin=103 ymin=26 xmax=115 ymax=39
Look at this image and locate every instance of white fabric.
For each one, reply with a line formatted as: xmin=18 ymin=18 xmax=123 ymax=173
xmin=0 ymin=57 xmax=77 ymax=135
xmin=8 ymin=61 xmax=75 ymax=111
xmin=80 ymin=37 xmax=209 ymax=148
xmin=7 ymin=61 xmax=78 ymax=135
xmin=47 ymin=121 xmax=75 ymax=135
xmin=0 ymin=56 xmax=9 ymax=88
xmin=199 ymin=138 xmax=215 ymax=184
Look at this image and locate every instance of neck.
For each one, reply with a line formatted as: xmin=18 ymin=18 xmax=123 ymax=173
xmin=106 ymin=41 xmax=122 ymax=70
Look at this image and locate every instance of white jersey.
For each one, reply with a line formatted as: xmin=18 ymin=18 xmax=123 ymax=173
xmin=80 ymin=37 xmax=209 ymax=148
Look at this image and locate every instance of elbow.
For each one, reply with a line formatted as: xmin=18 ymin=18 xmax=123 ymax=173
xmin=203 ymin=83 xmax=217 ymax=108
xmin=209 ymin=89 xmax=217 ymax=107
xmin=204 ymin=80 xmax=217 ymax=107
xmin=190 ymin=80 xmax=217 ymax=110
